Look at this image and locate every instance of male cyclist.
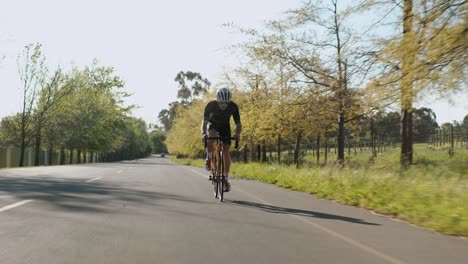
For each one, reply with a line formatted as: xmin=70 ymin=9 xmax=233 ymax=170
xmin=201 ymin=87 xmax=242 ymax=192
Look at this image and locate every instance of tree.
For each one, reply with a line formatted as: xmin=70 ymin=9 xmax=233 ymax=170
xmin=150 ymin=130 xmax=167 ymax=154
xmin=0 ymin=114 xmax=24 ymax=148
xmin=175 ymin=71 xmax=211 ymax=105
xmin=231 ymin=0 xmax=371 ymax=166
xmin=374 ymin=111 xmax=401 ymax=141
xmin=17 ymin=43 xmax=47 ymax=166
xmin=413 ymin=107 xmax=439 ymax=142
xmin=109 ymin=117 xmax=151 ymax=160
xmin=462 ymin=114 xmax=468 ymax=131
xmin=159 ymin=71 xmax=211 ymax=131
xmin=32 ymin=68 xmax=66 ymax=165
xmin=365 ymin=0 xmax=467 ymax=168
xmin=158 ymin=101 xmax=180 ymax=131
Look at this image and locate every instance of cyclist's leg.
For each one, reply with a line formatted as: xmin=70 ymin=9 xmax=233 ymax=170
xmin=205 ymin=123 xmax=218 ymax=172
xmin=218 ymin=125 xmax=232 ymax=191
xmin=223 ymin=144 xmax=232 ymax=175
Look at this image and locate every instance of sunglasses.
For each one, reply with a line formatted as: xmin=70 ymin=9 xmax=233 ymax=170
xmin=218 ymin=102 xmax=229 ymax=106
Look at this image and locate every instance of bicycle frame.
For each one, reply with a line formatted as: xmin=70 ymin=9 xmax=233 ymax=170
xmin=204 ymin=135 xmax=239 ymax=201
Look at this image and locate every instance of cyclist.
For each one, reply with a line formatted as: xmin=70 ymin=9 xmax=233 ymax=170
xmin=201 ymin=87 xmax=242 ymax=192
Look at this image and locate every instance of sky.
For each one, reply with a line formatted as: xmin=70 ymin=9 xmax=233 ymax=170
xmin=1 ymin=0 xmax=467 ymax=126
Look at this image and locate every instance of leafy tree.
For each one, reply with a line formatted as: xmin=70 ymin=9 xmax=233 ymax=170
xmin=413 ymin=107 xmax=439 ymax=142
xmin=175 ymin=71 xmax=211 ymax=105
xmin=150 ymin=130 xmax=167 ymax=154
xmin=158 ymin=101 xmax=180 ymax=131
xmin=365 ymin=0 xmax=467 ymax=167
xmin=165 ymin=99 xmax=206 ymax=158
xmin=462 ymin=114 xmax=468 ymax=131
xmin=231 ymin=0 xmax=373 ymax=166
xmin=16 ymin=43 xmax=47 ymax=166
xmin=159 ymin=71 xmax=211 ymax=131
xmin=112 ymin=117 xmax=151 ymax=160
xmin=374 ymin=111 xmax=401 ymax=141
xmin=32 ymin=68 xmax=66 ymax=165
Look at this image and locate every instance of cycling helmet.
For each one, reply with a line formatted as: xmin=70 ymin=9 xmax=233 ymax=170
xmin=216 ymin=87 xmax=232 ymax=103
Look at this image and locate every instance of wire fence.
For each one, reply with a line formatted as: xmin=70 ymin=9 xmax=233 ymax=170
xmin=229 ymin=125 xmax=468 ymax=166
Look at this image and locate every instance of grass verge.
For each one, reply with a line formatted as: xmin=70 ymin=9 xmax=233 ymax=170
xmin=171 ymin=146 xmax=468 ymax=236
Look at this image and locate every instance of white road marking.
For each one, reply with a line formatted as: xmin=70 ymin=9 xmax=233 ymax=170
xmin=86 ymin=177 xmax=102 ymax=183
xmin=0 ymin=200 xmax=34 ymax=213
xmin=116 ymin=170 xmax=123 ymax=174
xmin=191 ymin=169 xmax=208 ymax=178
xmin=189 ymin=168 xmax=405 ymax=264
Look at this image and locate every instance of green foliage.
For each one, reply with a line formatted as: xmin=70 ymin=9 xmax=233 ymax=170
xmin=150 ymin=130 xmax=167 ymax=154
xmin=158 ymin=101 xmax=180 ymax=131
xmin=175 ymin=71 xmax=211 ymax=105
xmin=413 ymin=107 xmax=439 ymax=142
xmin=165 ymin=99 xmax=206 ymax=158
xmin=106 ymin=117 xmax=152 ymax=160
xmin=1 ymin=49 xmax=151 ymax=165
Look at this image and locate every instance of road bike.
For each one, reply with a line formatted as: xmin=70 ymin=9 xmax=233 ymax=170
xmin=204 ymin=135 xmax=239 ymax=202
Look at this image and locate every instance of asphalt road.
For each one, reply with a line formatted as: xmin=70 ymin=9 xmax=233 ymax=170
xmin=0 ymin=156 xmax=466 ymax=264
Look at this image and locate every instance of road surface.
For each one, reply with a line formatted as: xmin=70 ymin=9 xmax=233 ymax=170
xmin=0 ymin=156 xmax=466 ymax=264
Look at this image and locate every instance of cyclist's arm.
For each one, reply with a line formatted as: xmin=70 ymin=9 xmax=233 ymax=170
xmin=201 ymin=103 xmax=211 ymax=134
xmin=201 ymin=119 xmax=208 ymax=134
xmin=233 ymin=105 xmax=242 ymax=136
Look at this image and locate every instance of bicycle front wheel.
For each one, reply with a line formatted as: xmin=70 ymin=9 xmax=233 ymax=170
xmin=219 ymin=151 xmax=224 ymax=202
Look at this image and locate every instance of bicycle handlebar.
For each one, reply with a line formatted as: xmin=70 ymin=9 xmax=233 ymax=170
xmin=204 ymin=136 xmax=239 ymax=149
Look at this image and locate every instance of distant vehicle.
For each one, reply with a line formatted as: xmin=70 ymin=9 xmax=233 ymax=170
xmin=160 ymin=153 xmax=166 ymax=158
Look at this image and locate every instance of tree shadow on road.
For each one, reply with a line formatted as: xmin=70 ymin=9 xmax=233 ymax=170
xmin=227 ymin=200 xmax=380 ymax=226
xmin=0 ymin=176 xmax=207 ymax=213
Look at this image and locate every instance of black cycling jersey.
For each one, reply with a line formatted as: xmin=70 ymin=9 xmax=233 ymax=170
xmin=203 ymin=100 xmax=241 ymax=126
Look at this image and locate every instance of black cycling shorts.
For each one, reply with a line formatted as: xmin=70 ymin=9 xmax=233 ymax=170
xmin=208 ymin=122 xmax=231 ymax=145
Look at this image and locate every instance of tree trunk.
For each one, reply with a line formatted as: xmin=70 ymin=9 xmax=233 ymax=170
xmin=400 ymin=110 xmax=413 ymax=166
xmin=371 ymin=119 xmax=377 ymax=158
xmin=257 ymin=144 xmax=261 ymax=162
xmin=324 ymin=133 xmax=329 ymax=164
xmin=294 ymin=132 xmax=302 ymax=167
xmin=19 ymin=136 xmax=26 ymax=167
xmin=84 ymin=150 xmax=87 ymax=164
xmin=34 ymin=131 xmax=41 ymax=166
xmin=449 ymin=124 xmax=455 ymax=157
xmin=243 ymin=144 xmax=248 ymax=163
xmin=277 ymin=135 xmax=281 ymax=163
xmin=262 ymin=140 xmax=267 ymax=163
xmin=316 ymin=134 xmax=320 ymax=165
xmin=77 ymin=149 xmax=82 ymax=164
xmin=48 ymin=146 xmax=53 ymax=166
xmin=337 ymin=113 xmax=345 ymax=165
xmin=60 ymin=147 xmax=65 ymax=165
xmin=69 ymin=148 xmax=74 ymax=164
xmin=400 ymin=0 xmax=414 ymax=168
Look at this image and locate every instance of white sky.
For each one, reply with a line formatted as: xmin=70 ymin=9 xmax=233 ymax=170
xmin=1 ymin=0 xmax=467 ymax=126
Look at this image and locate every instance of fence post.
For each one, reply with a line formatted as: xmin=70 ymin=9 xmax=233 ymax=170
xmin=243 ymin=144 xmax=248 ymax=163
xmin=449 ymin=124 xmax=455 ymax=157
xmin=371 ymin=119 xmax=376 ymax=158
